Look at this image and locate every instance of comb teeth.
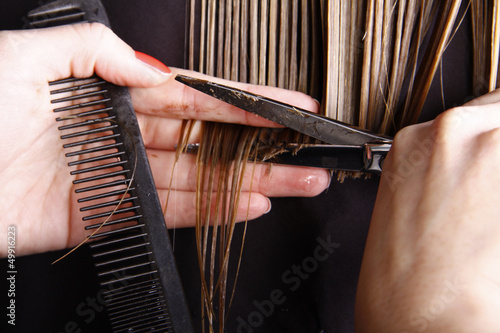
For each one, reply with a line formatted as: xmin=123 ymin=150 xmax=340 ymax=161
xmin=27 ymin=0 xmax=110 ymax=28
xmin=29 ymin=7 xmax=86 ymax=28
xmin=50 ymin=77 xmax=134 ymax=233
xmin=51 ymin=77 xmax=179 ymax=332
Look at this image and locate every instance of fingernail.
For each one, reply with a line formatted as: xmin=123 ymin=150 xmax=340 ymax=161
xmin=135 ymin=51 xmax=171 ymax=75
xmin=313 ymin=98 xmax=322 ymax=110
xmin=326 ymin=170 xmax=333 ymax=188
xmin=264 ymin=198 xmax=272 ymax=214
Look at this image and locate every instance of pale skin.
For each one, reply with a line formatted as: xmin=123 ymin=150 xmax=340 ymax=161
xmin=1 ymin=23 xmax=500 ymax=332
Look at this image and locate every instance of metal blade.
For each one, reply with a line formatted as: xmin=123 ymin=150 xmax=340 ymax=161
xmin=175 ymin=74 xmax=391 ymax=145
xmin=184 ymin=143 xmax=367 ymax=172
xmin=268 ymin=144 xmax=366 ymax=171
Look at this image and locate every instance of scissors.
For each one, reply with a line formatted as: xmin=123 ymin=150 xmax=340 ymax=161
xmin=175 ymin=74 xmax=393 ymax=173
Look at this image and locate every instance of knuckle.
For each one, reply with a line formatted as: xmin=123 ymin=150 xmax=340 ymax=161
xmin=467 ymin=128 xmax=500 ymax=174
xmin=71 ymin=22 xmax=112 ymax=54
xmin=88 ymin=22 xmax=114 ymax=46
xmin=392 ymin=125 xmax=414 ymax=146
xmin=69 ymin=23 xmax=113 ymax=77
xmin=431 ymin=107 xmax=472 ymax=143
xmin=384 ymin=123 xmax=435 ymax=181
xmin=74 ymin=22 xmax=109 ymax=39
xmin=477 ymin=127 xmax=500 ymax=149
xmin=391 ymin=123 xmax=423 ymax=154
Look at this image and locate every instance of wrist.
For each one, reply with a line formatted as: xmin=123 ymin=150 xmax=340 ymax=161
xmin=355 ymin=273 xmax=500 ymax=333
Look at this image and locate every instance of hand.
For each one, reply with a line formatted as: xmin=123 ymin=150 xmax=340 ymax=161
xmin=129 ymin=68 xmax=329 ymax=226
xmin=0 ymin=23 xmax=330 ymax=256
xmin=355 ymin=91 xmax=500 ymax=332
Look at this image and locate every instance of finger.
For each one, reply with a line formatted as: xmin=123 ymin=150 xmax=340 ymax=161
xmin=463 ymin=88 xmax=500 ymax=107
xmin=158 ymin=190 xmax=271 ymax=228
xmin=8 ymin=23 xmax=171 ymax=87
xmin=130 ymin=68 xmax=320 ymax=126
xmin=147 ymin=148 xmax=331 ymax=197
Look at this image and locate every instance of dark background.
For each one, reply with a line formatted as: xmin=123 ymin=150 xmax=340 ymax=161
xmin=0 ymin=1 xmax=472 ymax=332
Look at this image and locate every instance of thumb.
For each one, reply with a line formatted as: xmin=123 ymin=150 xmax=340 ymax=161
xmin=25 ymin=23 xmax=171 ymax=87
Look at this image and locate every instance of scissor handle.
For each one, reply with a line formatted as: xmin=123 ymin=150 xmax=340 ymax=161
xmin=363 ymin=141 xmax=392 ymax=173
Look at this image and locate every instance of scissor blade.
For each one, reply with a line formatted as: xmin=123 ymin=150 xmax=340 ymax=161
xmin=175 ymin=74 xmax=389 ymax=145
xmin=183 ymin=143 xmax=367 ymax=171
xmin=261 ymin=144 xmax=367 ymax=171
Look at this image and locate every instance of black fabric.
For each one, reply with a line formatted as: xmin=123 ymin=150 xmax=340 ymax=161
xmin=0 ymin=1 xmax=472 ymax=332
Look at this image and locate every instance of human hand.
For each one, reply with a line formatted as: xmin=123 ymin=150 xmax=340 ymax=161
xmin=355 ymin=91 xmax=500 ymax=332
xmin=0 ymin=23 xmax=329 ymax=256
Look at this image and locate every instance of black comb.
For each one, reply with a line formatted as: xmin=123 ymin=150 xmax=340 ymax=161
xmin=28 ymin=0 xmax=109 ymax=28
xmin=27 ymin=1 xmax=194 ymax=332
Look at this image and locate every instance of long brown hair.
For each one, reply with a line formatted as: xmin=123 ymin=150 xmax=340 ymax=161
xmin=175 ymin=1 xmax=492 ymax=331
